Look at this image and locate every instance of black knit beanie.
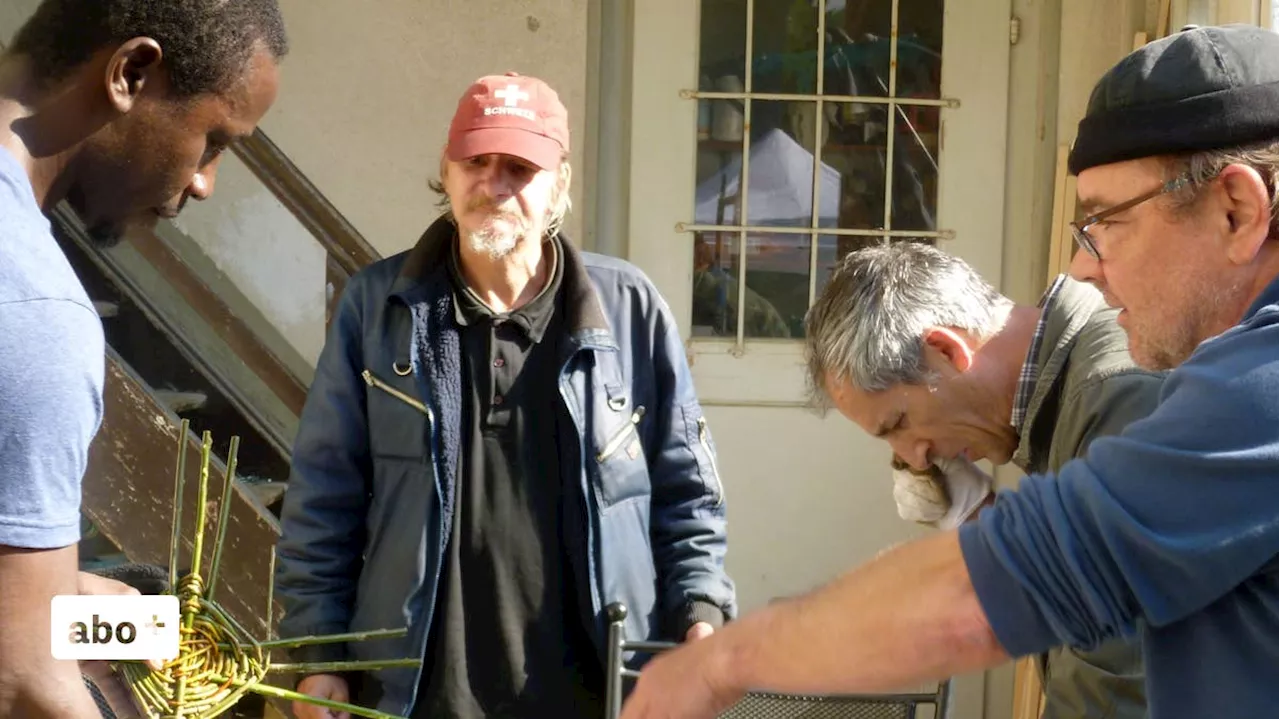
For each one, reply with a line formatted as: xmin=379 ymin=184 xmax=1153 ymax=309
xmin=1068 ymin=24 xmax=1279 ymax=176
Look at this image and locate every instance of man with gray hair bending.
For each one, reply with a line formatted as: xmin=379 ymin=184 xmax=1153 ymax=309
xmin=806 ymin=242 xmax=1163 ymax=719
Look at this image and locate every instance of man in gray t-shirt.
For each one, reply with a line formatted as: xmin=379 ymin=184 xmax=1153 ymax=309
xmin=0 ymin=2 xmax=288 ymax=715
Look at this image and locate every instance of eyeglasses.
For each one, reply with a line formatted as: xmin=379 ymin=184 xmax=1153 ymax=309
xmin=1069 ymin=174 xmax=1194 ymax=260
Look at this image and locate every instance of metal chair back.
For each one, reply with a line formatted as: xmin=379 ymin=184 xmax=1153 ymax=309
xmin=604 ymin=602 xmax=951 ymax=719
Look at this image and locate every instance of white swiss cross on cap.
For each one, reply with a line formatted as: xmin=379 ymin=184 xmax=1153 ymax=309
xmin=494 ymin=84 xmax=530 ymax=107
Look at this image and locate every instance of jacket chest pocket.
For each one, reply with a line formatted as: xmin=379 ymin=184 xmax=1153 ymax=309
xmin=591 ymin=389 xmax=652 ymax=508
xmin=363 ymin=367 xmax=432 ymax=462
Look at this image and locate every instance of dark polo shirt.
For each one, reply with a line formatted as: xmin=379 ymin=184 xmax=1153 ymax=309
xmin=413 ymin=237 xmax=603 ymax=719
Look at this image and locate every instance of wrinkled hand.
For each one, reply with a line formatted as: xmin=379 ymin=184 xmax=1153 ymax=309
xmin=294 ymin=674 xmax=352 ymax=719
xmin=891 ymin=456 xmax=993 ymax=530
xmin=620 ymin=632 xmax=742 ymax=719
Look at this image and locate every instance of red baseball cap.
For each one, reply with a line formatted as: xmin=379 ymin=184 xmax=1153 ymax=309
xmin=446 ymin=72 xmax=570 ymax=171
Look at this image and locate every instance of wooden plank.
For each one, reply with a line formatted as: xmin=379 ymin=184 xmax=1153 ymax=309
xmin=1018 ymin=149 xmax=1077 ymax=719
xmin=1046 ymin=144 xmax=1071 ymax=286
xmin=51 ymin=205 xmax=301 ymax=463
xmin=126 ymin=226 xmax=309 ymax=418
xmin=1012 ymin=658 xmax=1046 ymax=719
xmin=82 ymin=351 xmax=284 ymax=639
xmin=1133 ymin=30 xmax=1149 ymax=50
xmin=1058 ymin=175 xmax=1079 ymax=274
xmin=1157 ymin=0 xmax=1172 ymax=37
xmin=1215 ymin=0 xmax=1263 ymax=25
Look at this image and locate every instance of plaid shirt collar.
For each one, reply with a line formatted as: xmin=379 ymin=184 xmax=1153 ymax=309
xmin=1010 ymin=274 xmax=1067 ymax=434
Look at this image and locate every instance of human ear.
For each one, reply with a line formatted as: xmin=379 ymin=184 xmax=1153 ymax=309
xmin=1217 ymin=164 xmax=1274 ymax=266
xmin=922 ymin=327 xmax=974 ymax=373
xmin=104 ymin=37 xmax=164 ymax=114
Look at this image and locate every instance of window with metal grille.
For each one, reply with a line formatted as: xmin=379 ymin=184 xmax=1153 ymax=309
xmin=683 ymin=0 xmax=954 ymax=346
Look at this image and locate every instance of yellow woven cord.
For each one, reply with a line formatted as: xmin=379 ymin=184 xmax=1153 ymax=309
xmin=113 ymin=422 xmax=419 ymax=719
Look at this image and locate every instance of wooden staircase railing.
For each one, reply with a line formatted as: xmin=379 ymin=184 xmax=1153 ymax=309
xmin=53 ymin=204 xmax=306 ymax=460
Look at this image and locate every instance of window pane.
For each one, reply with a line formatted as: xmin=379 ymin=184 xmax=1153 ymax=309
xmin=691 ymin=230 xmax=742 ymax=338
xmin=889 ymin=104 xmax=940 ymax=231
xmin=821 ymin=102 xmax=891 ymax=231
xmin=691 ymin=231 xmax=808 ymax=340
xmin=698 ymin=0 xmax=747 ymax=143
xmin=825 ymin=0 xmax=891 ymax=97
xmin=814 ymin=102 xmax=939 ymax=233
xmin=740 ymin=232 xmax=810 ymax=338
xmin=747 ymin=100 xmax=820 ymax=227
xmin=898 ymin=0 xmax=945 ymax=98
xmin=694 ymin=100 xmax=820 ymax=229
xmin=750 ymin=0 xmax=819 ymax=95
xmin=826 ymin=0 xmax=944 ymax=99
xmin=695 ymin=133 xmax=742 ymax=220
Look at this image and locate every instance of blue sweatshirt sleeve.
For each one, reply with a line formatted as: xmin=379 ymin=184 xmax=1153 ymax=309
xmin=959 ymin=303 xmax=1279 ymax=657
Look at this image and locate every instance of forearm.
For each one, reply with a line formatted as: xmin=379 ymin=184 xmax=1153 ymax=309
xmin=715 ymin=531 xmax=1007 ymax=695
xmin=0 ymin=545 xmax=102 ymax=719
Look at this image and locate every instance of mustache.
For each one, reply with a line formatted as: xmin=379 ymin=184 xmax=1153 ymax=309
xmin=468 ymin=202 xmax=529 ymax=234
xmin=466 ymin=196 xmax=517 ymax=215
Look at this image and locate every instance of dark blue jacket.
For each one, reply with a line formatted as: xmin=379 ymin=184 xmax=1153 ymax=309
xmin=274 ymin=219 xmax=737 ymax=715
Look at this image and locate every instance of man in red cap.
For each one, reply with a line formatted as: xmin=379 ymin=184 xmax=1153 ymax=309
xmin=274 ymin=72 xmax=737 ymax=719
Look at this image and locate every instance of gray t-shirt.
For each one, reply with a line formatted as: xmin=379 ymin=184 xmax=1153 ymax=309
xmin=0 ymin=146 xmax=104 ymax=549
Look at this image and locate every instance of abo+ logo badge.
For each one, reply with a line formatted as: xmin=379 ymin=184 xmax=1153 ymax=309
xmin=51 ymin=595 xmax=180 ymax=661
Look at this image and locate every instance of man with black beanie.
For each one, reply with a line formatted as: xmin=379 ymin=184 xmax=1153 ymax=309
xmin=617 ymin=23 xmax=1278 ymax=719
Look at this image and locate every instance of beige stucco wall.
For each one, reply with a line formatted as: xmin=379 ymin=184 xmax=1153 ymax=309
xmin=0 ymin=2 xmax=37 ymax=39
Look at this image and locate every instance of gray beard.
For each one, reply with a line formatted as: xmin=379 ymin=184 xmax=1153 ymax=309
xmin=466 ymin=211 xmax=537 ymax=259
xmin=467 ymin=225 xmax=521 ymax=259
